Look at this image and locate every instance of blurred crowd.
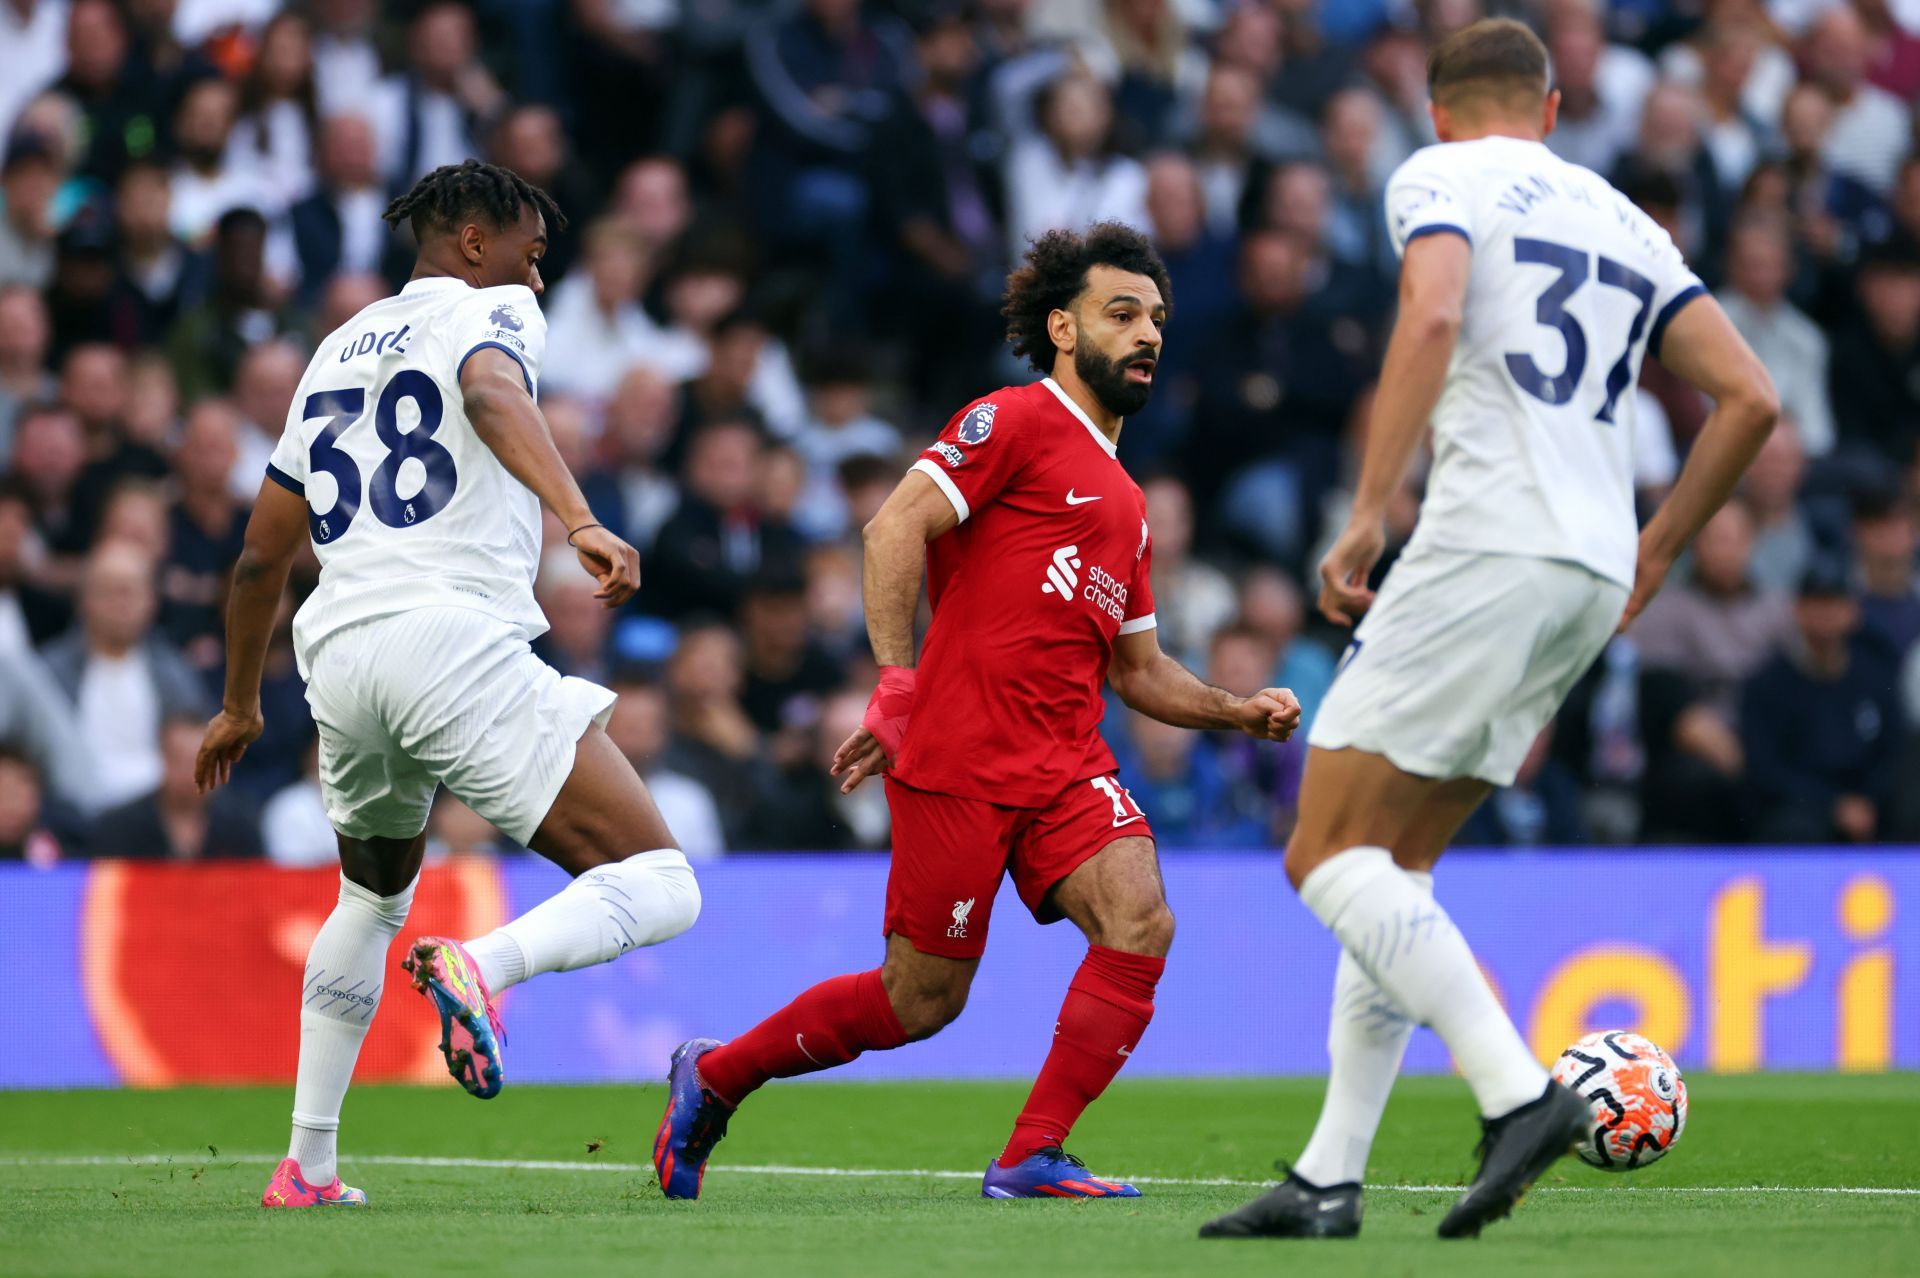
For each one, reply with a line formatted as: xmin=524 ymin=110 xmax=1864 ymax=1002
xmin=0 ymin=0 xmax=1918 ymax=866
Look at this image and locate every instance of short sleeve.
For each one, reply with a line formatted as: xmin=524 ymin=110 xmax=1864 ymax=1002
xmin=909 ymin=396 xmax=1030 ymax=524
xmin=265 ymin=403 xmax=308 ymax=496
xmin=452 ymin=285 xmax=548 ymax=396
xmin=1118 ymin=527 xmax=1156 ymax=635
xmin=1384 ymin=149 xmax=1475 ymax=258
xmin=1636 ymin=209 xmax=1708 ymax=361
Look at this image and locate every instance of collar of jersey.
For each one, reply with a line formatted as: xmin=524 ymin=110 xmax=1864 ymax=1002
xmin=1041 ymin=377 xmax=1118 ymax=458
xmin=400 ymin=276 xmax=473 ymax=295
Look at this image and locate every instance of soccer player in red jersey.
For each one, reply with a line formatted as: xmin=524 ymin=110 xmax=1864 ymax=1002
xmin=653 ymin=222 xmax=1302 ymax=1200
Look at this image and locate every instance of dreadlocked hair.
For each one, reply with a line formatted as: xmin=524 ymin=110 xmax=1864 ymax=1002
xmin=1002 ymin=222 xmax=1172 ymax=374
xmin=381 ymin=159 xmax=567 ymax=241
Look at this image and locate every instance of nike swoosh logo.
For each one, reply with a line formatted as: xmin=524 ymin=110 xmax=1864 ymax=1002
xmin=1065 ymin=490 xmax=1102 ymax=505
xmin=1319 ymin=1198 xmax=1348 ymax=1213
xmin=795 ymin=1033 xmax=823 ymax=1067
xmin=1112 ymin=814 xmax=1146 ymax=829
xmin=1117 ymin=1045 xmax=1131 ymax=1057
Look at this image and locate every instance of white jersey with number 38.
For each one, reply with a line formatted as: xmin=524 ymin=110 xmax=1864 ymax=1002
xmin=266 ymin=277 xmax=550 ymax=676
xmin=1385 ymin=136 xmax=1706 ymax=589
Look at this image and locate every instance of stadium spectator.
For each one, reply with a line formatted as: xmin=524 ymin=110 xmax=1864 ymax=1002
xmin=745 ymin=683 xmax=889 ymax=850
xmin=1829 ymin=233 xmax=1920 ymax=467
xmin=166 ymin=207 xmax=286 ymax=401
xmin=1633 ymin=502 xmax=1797 ymax=726
xmin=1852 ymin=486 xmax=1920 ymax=655
xmin=56 ymin=0 xmax=153 ymax=183
xmin=1801 ymin=5 xmax=1913 ymax=196
xmin=543 ymin=220 xmax=699 ymax=403
xmin=1139 ymin=474 xmax=1233 ymax=669
xmin=378 ymin=1 xmax=505 ymax=187
xmin=1542 ymin=5 xmax=1647 ymax=177
xmin=0 ymin=285 xmax=55 ymax=456
xmin=0 ymin=0 xmax=67 ymax=148
xmin=426 ymin=791 xmax=511 ymax=858
xmin=1741 ymin=560 xmax=1906 ymax=843
xmin=1003 ymin=72 xmax=1149 ymax=261
xmin=648 ymin=418 xmax=806 ymax=619
xmin=1742 ymin=422 xmax=1817 ymax=595
xmin=744 ymin=0 xmax=913 ymax=324
xmin=0 ymin=746 xmax=63 ymax=865
xmin=662 ymin=619 xmax=772 ymax=847
xmin=0 ymin=483 xmax=71 ymax=647
xmin=789 ymin=345 xmax=899 ymax=541
xmin=610 ymin=156 xmax=694 ymax=260
xmin=603 ymin=675 xmax=726 ymax=860
xmin=1695 ymin=20 xmax=1775 ymax=196
xmin=489 ymin=104 xmax=594 ymax=285
xmin=1199 ymin=620 xmax=1303 ymax=839
xmin=0 ymin=638 xmax=91 ymax=815
xmin=284 ymin=115 xmax=409 ymax=310
xmin=109 ymin=161 xmax=193 ymax=347
xmin=1320 ymin=86 xmax=1395 ymax=282
xmin=90 ymin=714 xmax=261 ymax=858
xmin=160 ymin=399 xmax=246 ymax=664
xmin=738 ymin=571 xmax=844 ymax=735
xmin=229 ymin=12 xmax=321 ymax=210
xmin=601 ymin=366 xmax=683 ymax=551
xmin=225 ymin=339 xmax=304 ymax=503
xmin=1189 ymin=229 xmax=1367 ymax=563
xmin=0 ymin=134 xmax=61 ymax=294
xmin=11 ymin=400 xmax=90 ymax=557
xmin=309 ymin=0 xmax=383 ymax=122
xmin=43 ymin=542 xmax=209 ymax=811
xmin=260 ymin=739 xmax=335 ymax=868
xmin=1721 ymin=212 xmax=1837 ymax=455
xmin=170 ymin=75 xmax=275 ymax=245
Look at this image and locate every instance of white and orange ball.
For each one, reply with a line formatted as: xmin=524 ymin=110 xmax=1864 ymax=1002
xmin=1551 ymin=1031 xmax=1689 ymax=1171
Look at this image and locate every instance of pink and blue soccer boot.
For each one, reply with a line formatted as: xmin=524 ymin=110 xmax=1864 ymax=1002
xmin=261 ymin=1157 xmax=366 ymax=1208
xmin=982 ymin=1146 xmax=1141 ymax=1199
xmin=653 ymin=1038 xmax=733 ymax=1199
xmin=403 ymin=937 xmax=505 ymax=1099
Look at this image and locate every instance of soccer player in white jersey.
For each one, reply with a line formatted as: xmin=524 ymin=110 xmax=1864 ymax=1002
xmin=195 ymin=161 xmax=703 ymax=1209
xmin=1202 ymin=20 xmax=1778 ymax=1241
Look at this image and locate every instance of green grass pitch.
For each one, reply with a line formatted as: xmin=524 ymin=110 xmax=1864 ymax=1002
xmin=1 ymin=1074 xmax=1916 ymax=1277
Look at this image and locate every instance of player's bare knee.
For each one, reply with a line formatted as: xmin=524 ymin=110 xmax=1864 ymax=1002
xmin=892 ymin=981 xmax=970 ymax=1040
xmin=1105 ymin=900 xmax=1174 ymax=956
xmin=1284 ymin=835 xmax=1332 ymax=892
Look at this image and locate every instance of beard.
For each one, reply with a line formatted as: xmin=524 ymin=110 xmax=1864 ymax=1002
xmin=1073 ymin=337 xmax=1156 ymax=418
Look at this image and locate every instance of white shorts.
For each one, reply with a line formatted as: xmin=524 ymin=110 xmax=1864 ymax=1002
xmin=1307 ymin=547 xmax=1628 ymax=786
xmin=304 ymin=607 xmax=616 ymax=844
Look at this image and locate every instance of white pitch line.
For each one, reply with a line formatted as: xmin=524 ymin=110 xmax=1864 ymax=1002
xmin=2 ymin=1153 xmax=1918 ymax=1196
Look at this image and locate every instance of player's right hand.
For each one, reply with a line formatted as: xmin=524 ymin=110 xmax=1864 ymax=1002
xmin=1317 ymin=520 xmax=1385 ymax=625
xmin=830 ymin=726 xmax=890 ymax=795
xmin=570 ymin=525 xmax=641 ymax=607
xmin=195 ymin=707 xmax=264 ymax=794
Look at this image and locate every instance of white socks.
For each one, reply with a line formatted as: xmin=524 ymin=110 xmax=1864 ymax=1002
xmin=1299 ymin=847 xmax=1546 ymax=1122
xmin=289 ymin=872 xmax=417 ymax=1185
xmin=1293 ymin=869 xmax=1431 ymax=1188
xmin=463 ymin=849 xmax=700 ymax=993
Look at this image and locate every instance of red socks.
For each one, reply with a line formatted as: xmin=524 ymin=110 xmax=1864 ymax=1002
xmin=697 ymin=969 xmax=908 ymax=1107
xmin=998 ymin=946 xmax=1165 ymax=1166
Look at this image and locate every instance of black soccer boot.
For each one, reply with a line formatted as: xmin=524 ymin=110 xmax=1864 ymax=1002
xmin=1437 ymin=1081 xmax=1588 ymax=1239
xmin=1198 ymin=1165 xmax=1362 ymax=1239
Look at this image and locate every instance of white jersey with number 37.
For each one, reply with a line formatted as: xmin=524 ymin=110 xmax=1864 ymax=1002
xmin=1385 ymin=136 xmax=1706 ymax=589
xmin=266 ymin=277 xmax=550 ymax=675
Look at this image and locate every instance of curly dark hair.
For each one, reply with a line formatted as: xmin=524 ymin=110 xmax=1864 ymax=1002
xmin=1002 ymin=222 xmax=1173 ymax=374
xmin=382 ymin=159 xmax=567 ymax=241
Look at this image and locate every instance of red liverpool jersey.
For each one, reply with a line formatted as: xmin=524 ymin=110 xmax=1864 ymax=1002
xmin=891 ymin=377 xmax=1156 ymax=807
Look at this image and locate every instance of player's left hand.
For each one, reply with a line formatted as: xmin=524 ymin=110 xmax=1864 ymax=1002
xmin=830 ymin=727 xmax=891 ymax=794
xmin=1618 ymin=540 xmax=1674 ymax=633
xmin=570 ymin=525 xmax=641 ymax=607
xmin=1318 ymin=519 xmax=1385 ymax=625
xmin=195 ymin=707 xmax=264 ymax=794
xmin=1236 ymin=688 xmax=1302 ymax=742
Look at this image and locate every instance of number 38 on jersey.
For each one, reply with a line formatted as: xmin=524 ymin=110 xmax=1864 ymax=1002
xmin=301 ymin=370 xmax=459 ymax=544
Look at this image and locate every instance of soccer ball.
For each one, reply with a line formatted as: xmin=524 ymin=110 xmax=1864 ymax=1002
xmin=1550 ymin=1031 xmax=1688 ymax=1171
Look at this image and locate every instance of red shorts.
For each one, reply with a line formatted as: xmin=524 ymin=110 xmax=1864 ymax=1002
xmin=882 ymin=772 xmax=1154 ymax=959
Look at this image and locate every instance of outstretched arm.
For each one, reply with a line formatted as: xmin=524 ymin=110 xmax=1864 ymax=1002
xmin=1317 ymin=231 xmax=1470 ymax=625
xmin=461 ymin=347 xmax=639 ymax=607
xmin=1620 ymin=296 xmax=1779 ymax=630
xmin=196 ymin=479 xmax=307 ymax=792
xmin=1107 ymin=627 xmax=1300 ymax=739
xmin=831 ymin=469 xmax=959 ymax=792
